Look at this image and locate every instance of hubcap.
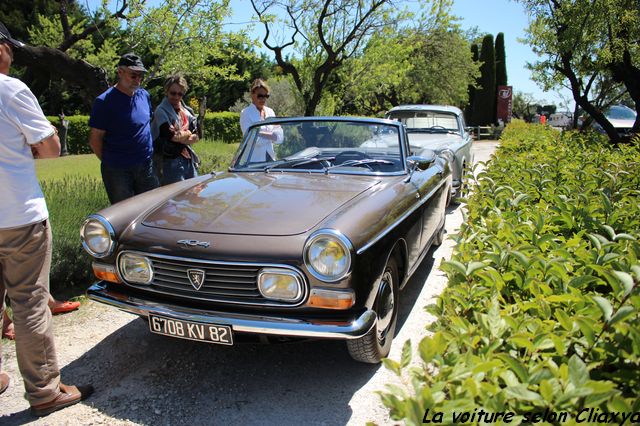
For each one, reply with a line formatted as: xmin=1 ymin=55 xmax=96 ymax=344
xmin=376 ymin=270 xmax=395 ymax=342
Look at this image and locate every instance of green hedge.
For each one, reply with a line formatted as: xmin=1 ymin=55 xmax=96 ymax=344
xmin=381 ymin=121 xmax=640 ymax=423
xmin=47 ymin=112 xmax=242 ymax=155
xmin=48 ymin=115 xmax=92 ymax=155
xmin=201 ymin=111 xmax=242 ymax=143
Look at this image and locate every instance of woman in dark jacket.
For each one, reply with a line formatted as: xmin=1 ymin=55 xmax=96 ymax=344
xmin=151 ymin=74 xmax=199 ymax=185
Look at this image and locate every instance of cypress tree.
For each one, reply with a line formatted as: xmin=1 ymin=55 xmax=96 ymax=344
xmin=471 ymin=34 xmax=496 ymax=125
xmin=495 ymin=32 xmax=507 ymax=86
xmin=495 ymin=32 xmax=507 ymax=123
xmin=465 ymin=43 xmax=479 ymax=124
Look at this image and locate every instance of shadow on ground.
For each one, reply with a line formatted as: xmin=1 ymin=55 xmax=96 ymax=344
xmin=3 ymin=245 xmax=444 ymax=426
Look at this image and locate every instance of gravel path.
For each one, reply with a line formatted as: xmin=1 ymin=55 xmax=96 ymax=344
xmin=0 ymin=141 xmax=498 ymax=425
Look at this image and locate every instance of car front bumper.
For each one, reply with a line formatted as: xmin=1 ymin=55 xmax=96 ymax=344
xmin=87 ymin=281 xmax=376 ymax=340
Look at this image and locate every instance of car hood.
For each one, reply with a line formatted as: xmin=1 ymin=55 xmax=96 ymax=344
xmin=406 ymin=133 xmax=461 ymax=152
xmin=142 ymin=172 xmax=380 ymax=236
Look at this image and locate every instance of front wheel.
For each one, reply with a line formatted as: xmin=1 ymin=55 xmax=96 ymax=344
xmin=347 ymin=256 xmax=399 ymax=363
xmin=432 ymin=223 xmax=445 ymax=246
xmin=453 ymin=163 xmax=469 ymax=204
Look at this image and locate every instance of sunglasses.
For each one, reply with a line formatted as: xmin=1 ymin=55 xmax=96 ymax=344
xmin=127 ymin=71 xmax=145 ymax=80
xmin=256 ymin=93 xmax=270 ymax=99
xmin=169 ymin=91 xmax=185 ymax=97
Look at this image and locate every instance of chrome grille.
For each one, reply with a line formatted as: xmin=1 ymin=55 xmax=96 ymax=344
xmin=119 ymin=252 xmax=306 ymax=307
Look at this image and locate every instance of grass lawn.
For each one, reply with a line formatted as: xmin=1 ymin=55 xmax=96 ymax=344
xmin=36 ymin=153 xmax=101 ymax=180
xmin=35 ymin=139 xmax=239 ymax=181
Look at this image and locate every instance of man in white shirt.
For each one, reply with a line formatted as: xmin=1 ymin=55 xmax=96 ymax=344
xmin=0 ymin=21 xmax=93 ymax=416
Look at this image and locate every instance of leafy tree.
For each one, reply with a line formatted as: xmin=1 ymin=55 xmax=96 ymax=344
xmin=7 ymin=0 xmax=257 ymax=114
xmin=7 ymin=0 xmax=122 ymax=109
xmin=202 ymin=45 xmax=274 ymax=111
xmin=512 ymin=90 xmax=539 ymax=121
xmin=332 ymin=28 xmax=414 ymax=115
xmin=122 ymin=0 xmax=268 ymax=111
xmin=0 ymin=0 xmax=63 ymax=41
xmin=230 ymin=75 xmax=306 ymax=116
xmin=471 ymin=34 xmax=496 ymax=125
xmin=250 ymin=0 xmax=453 ymax=116
xmin=518 ymin=0 xmax=640 ymax=142
xmin=402 ymin=27 xmax=478 ymax=107
xmin=332 ymin=9 xmax=477 ymax=116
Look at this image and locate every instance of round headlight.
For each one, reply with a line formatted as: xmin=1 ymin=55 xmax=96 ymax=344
xmin=118 ymin=252 xmax=153 ymax=285
xmin=304 ymin=230 xmax=353 ymax=282
xmin=80 ymin=215 xmax=115 ymax=258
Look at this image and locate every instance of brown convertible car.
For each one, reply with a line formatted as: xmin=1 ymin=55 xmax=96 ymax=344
xmin=82 ymin=117 xmax=452 ymax=363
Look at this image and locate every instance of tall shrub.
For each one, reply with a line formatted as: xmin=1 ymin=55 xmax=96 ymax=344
xmin=495 ymin=32 xmax=508 ymax=122
xmin=465 ymin=43 xmax=480 ymax=124
xmin=471 ymin=34 xmax=496 ymax=126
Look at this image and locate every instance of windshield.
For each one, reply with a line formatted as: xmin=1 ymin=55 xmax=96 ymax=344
xmin=387 ymin=110 xmax=461 ymax=134
xmin=606 ymin=106 xmax=637 ymax=120
xmin=232 ymin=119 xmax=404 ymax=174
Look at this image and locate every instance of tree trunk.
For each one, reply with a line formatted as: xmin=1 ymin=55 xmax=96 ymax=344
xmin=610 ymin=50 xmax=640 ymax=135
xmin=13 ymin=45 xmax=109 ymax=101
xmin=198 ymin=96 xmax=206 ymax=139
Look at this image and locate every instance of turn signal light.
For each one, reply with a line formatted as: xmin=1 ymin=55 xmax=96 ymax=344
xmin=92 ymin=262 xmax=122 ymax=283
xmin=307 ymin=288 xmax=355 ymax=310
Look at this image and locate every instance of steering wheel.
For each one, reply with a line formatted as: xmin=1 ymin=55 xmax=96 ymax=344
xmin=429 ymin=125 xmax=447 ymax=130
xmin=335 ymin=150 xmax=368 ymax=165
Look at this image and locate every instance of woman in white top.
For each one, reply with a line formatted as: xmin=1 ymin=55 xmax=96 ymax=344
xmin=239 ymin=79 xmax=283 ymax=162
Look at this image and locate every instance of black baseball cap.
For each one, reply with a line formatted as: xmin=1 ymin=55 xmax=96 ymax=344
xmin=0 ymin=21 xmax=25 ymax=48
xmin=117 ymin=53 xmax=147 ymax=72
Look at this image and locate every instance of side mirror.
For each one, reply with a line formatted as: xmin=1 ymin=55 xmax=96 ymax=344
xmin=406 ymin=153 xmax=435 ymax=171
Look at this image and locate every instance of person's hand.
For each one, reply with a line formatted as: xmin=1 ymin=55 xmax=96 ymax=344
xmin=187 ymin=133 xmax=199 ymax=143
xmin=171 ymin=127 xmax=192 ymax=143
xmin=258 ymin=130 xmax=276 ymax=141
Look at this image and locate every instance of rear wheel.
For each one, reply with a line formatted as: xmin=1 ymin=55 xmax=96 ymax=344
xmin=347 ymin=256 xmax=399 ymax=363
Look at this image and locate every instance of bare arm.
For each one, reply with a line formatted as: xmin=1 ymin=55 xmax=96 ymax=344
xmin=32 ymin=127 xmax=61 ymax=159
xmin=89 ymin=128 xmax=106 ymax=160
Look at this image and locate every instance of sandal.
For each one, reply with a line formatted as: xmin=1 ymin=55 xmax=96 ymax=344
xmin=51 ymin=301 xmax=81 ymax=315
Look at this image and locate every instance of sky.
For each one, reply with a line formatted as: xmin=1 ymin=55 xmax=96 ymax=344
xmin=222 ymin=0 xmax=572 ymax=109
xmin=447 ymin=0 xmax=571 ymax=109
xmin=92 ymin=0 xmax=572 ymax=109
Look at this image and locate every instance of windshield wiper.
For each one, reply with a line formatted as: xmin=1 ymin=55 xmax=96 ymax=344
xmin=326 ymin=158 xmax=394 ymax=173
xmin=264 ymin=156 xmax=334 ymax=172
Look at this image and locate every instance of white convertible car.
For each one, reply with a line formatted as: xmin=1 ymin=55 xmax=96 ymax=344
xmin=386 ymin=105 xmax=474 ymax=203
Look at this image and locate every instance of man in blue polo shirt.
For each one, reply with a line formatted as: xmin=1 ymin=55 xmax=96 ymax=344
xmin=89 ymin=53 xmax=159 ymax=204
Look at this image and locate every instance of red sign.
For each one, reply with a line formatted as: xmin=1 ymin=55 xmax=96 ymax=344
xmin=497 ymin=85 xmax=513 ymax=123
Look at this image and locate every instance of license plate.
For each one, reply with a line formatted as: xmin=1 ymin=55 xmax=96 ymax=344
xmin=148 ymin=315 xmax=233 ymax=345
